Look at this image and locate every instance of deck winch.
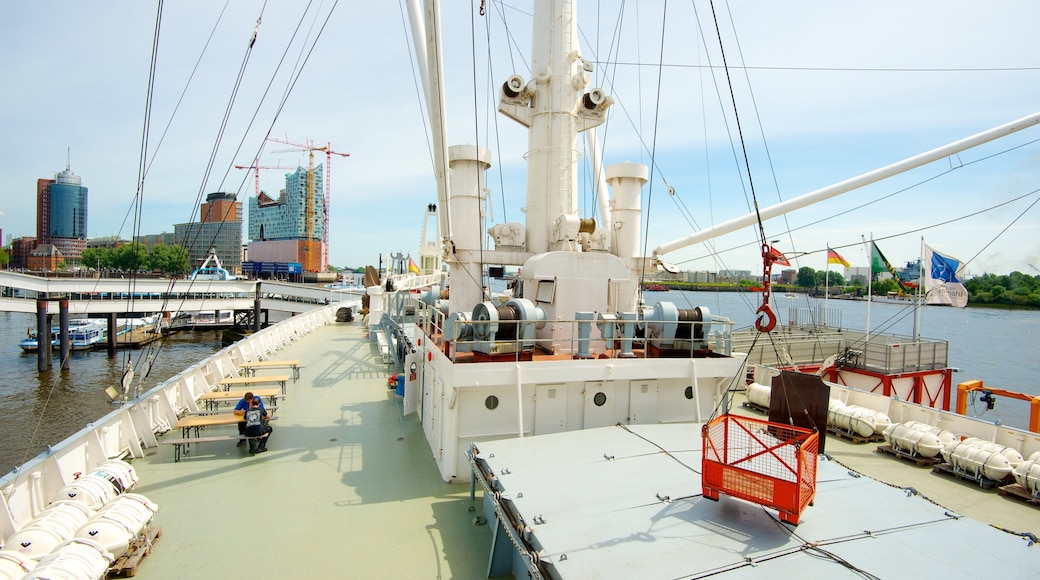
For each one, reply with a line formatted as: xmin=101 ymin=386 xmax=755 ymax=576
xmin=644 ymin=303 xmax=710 ymax=351
xmin=471 ymin=298 xmax=545 ymax=355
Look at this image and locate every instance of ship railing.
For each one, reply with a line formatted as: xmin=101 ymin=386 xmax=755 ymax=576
xmin=0 ymin=303 xmax=349 ymax=535
xmin=401 ymin=304 xmax=735 ymax=363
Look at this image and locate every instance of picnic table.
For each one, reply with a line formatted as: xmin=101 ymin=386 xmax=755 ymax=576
xmin=167 ymin=412 xmax=275 ymax=462
xmin=239 ymin=359 xmax=302 ymax=381
xmin=219 ymin=374 xmax=290 ymax=396
xmin=199 ymin=387 xmax=282 ymax=411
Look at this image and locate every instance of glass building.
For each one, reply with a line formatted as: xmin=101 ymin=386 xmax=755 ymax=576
xmin=49 ymin=167 xmax=87 ymax=239
xmin=248 ymin=165 xmax=324 ymax=242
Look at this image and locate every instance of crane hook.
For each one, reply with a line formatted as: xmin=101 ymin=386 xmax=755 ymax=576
xmin=755 ymin=304 xmax=777 ymax=333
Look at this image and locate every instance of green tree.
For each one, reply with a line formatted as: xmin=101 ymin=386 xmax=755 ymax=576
xmin=872 ymin=278 xmax=899 ymax=296
xmin=148 ymin=244 xmax=189 ymax=273
xmin=81 ymin=247 xmax=113 ymax=270
xmin=797 ymin=267 xmax=816 ymax=287
xmin=0 ymin=247 xmax=9 ymax=268
xmin=112 ymin=242 xmax=149 ymax=271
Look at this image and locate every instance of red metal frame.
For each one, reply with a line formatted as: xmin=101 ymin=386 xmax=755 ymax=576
xmin=825 ymin=367 xmax=952 ymax=411
xmin=702 ymin=414 xmax=818 ymax=525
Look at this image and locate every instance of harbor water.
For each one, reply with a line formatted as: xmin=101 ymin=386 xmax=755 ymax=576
xmin=0 ymin=311 xmax=225 ymax=473
xmin=2 ymin=291 xmax=1038 ymax=473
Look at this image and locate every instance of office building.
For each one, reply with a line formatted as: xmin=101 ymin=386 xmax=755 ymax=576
xmin=247 ymin=165 xmax=326 ymax=271
xmin=35 ymin=165 xmax=88 ymax=264
xmin=173 ymin=192 xmax=243 ymax=274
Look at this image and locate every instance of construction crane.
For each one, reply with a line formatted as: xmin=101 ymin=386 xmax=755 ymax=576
xmin=1029 ymin=264 xmax=1040 ymax=274
xmin=266 ymin=137 xmax=350 ymax=272
xmin=233 ymin=160 xmax=298 ymax=198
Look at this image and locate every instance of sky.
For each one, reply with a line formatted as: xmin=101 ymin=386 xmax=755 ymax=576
xmin=1 ymin=1 xmax=1039 ymax=276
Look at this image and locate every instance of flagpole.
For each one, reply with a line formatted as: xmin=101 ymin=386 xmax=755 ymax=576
xmin=914 ymin=236 xmax=924 ymax=341
xmin=825 ymin=244 xmax=831 ymax=322
xmin=864 ymin=234 xmax=873 ymax=340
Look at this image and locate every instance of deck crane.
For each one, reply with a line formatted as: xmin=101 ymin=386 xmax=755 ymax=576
xmin=266 ymin=137 xmax=350 ymax=272
xmin=233 ymin=160 xmax=298 ymax=198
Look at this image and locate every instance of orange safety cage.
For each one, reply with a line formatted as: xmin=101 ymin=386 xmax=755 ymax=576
xmin=701 ymin=414 xmax=819 ymax=525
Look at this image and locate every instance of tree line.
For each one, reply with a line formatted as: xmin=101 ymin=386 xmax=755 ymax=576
xmin=82 ymin=243 xmax=190 ymax=274
xmin=794 ymin=266 xmax=1040 ymax=307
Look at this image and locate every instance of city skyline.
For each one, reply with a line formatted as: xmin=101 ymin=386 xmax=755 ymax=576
xmin=2 ymin=2 xmax=1038 ymax=274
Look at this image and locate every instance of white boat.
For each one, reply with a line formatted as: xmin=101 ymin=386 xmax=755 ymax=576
xmin=68 ymin=320 xmax=107 ymax=351
xmin=189 ymin=248 xmax=235 ymax=281
xmin=18 ymin=319 xmax=103 ymax=352
xmin=2 ymin=2 xmax=1039 ymax=579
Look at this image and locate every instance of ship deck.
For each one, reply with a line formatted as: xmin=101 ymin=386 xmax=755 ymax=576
xmin=473 ymin=418 xmax=1040 ymax=579
xmin=129 ymin=320 xmax=498 ymax=579
xmin=125 ymin=316 xmax=1040 ymax=579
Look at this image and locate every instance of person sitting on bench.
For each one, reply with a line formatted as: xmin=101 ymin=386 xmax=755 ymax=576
xmin=234 ymin=392 xmax=265 ymax=446
xmin=243 ymin=398 xmax=272 ymax=453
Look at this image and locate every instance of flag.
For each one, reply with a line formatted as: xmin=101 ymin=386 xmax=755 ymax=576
xmin=924 ymin=244 xmax=968 ymax=307
xmin=827 ymin=248 xmax=850 ymax=268
xmin=766 ymin=246 xmax=790 ymax=266
xmin=870 ymin=241 xmax=907 ymax=292
xmin=407 ymin=257 xmax=420 ymax=275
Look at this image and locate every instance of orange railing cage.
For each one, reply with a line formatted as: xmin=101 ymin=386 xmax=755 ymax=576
xmin=701 ymin=414 xmax=819 ymax=525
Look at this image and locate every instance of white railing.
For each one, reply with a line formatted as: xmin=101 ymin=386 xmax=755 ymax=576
xmin=0 ymin=301 xmax=354 ymax=539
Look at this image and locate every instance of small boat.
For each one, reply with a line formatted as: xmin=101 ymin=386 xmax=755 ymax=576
xmin=18 ymin=320 xmax=100 ymax=352
xmin=642 ymin=283 xmax=669 ymax=292
xmin=69 ymin=320 xmax=107 ymax=350
xmin=189 ymin=248 xmax=235 ymax=281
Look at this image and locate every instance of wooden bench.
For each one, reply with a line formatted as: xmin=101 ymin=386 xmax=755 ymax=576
xmin=239 ymin=360 xmax=302 ymax=381
xmin=163 ymin=433 xmax=269 ymax=462
xmin=219 ymin=374 xmax=290 ymax=395
xmin=199 ymin=387 xmax=282 ymax=411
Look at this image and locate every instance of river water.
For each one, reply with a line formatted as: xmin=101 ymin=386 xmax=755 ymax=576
xmin=2 ymin=292 xmax=1037 ymax=472
xmin=0 ymin=311 xmax=225 ymax=473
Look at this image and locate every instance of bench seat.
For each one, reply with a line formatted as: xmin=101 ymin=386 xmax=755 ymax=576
xmin=162 ymin=433 xmax=269 ymax=462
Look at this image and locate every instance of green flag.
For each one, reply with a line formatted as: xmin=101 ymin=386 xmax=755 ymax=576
xmin=871 ymin=241 xmax=907 ymax=291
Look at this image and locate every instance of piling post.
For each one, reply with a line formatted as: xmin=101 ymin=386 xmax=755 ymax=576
xmin=36 ymin=299 xmax=51 ymax=372
xmin=253 ymin=281 xmax=262 ymax=332
xmin=107 ymin=312 xmax=118 ymax=357
xmin=58 ymin=299 xmax=70 ymax=370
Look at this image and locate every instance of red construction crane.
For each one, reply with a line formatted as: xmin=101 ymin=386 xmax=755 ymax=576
xmin=266 ymin=137 xmax=349 ymax=272
xmin=233 ymin=160 xmax=298 ymax=198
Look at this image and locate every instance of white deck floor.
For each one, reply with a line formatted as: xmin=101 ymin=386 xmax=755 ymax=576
xmin=129 ymin=320 xmax=497 ymax=579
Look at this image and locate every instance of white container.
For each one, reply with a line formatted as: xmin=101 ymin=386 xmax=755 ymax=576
xmin=75 ymin=494 xmax=158 ymax=557
xmin=1012 ymin=456 xmax=1040 ymax=496
xmin=4 ymin=500 xmax=96 ymax=561
xmin=959 ymin=437 xmax=1024 ymax=468
xmin=0 ymin=550 xmax=35 ymax=579
xmin=87 ymin=460 xmax=138 ymax=494
xmin=22 ymin=539 xmax=113 ymax=580
xmin=745 ymin=382 xmax=771 ymax=408
xmin=941 ymin=439 xmax=1013 ymax=481
xmin=883 ymin=423 xmax=943 ymax=458
xmin=52 ymin=476 xmax=117 ymax=509
xmin=829 ymin=401 xmax=890 ymax=437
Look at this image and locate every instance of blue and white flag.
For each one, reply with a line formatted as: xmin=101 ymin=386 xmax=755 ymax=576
xmin=923 ymin=244 xmax=968 ymax=307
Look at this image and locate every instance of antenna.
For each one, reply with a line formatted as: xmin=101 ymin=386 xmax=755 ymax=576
xmin=66 ymin=146 xmax=70 ymax=170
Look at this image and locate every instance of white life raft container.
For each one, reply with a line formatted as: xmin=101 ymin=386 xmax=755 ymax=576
xmin=74 ymin=493 xmax=158 ymax=557
xmin=882 ymin=423 xmax=944 ymax=458
xmin=21 ymin=538 xmax=113 ymax=580
xmin=941 ymin=438 xmax=1015 ymax=481
xmin=3 ymin=501 xmax=96 ymax=561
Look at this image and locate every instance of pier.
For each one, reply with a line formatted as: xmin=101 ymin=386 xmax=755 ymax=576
xmin=1 ymin=270 xmax=358 ymax=372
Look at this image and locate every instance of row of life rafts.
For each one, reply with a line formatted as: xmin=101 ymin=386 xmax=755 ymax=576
xmin=0 ymin=459 xmax=158 ymax=580
xmin=884 ymin=420 xmax=1040 ymax=490
xmin=744 ymin=382 xmax=893 ymax=438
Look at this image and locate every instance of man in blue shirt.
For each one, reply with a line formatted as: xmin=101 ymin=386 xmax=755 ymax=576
xmin=233 ymin=392 xmax=265 ymax=446
xmin=243 ymin=398 xmax=272 ymax=454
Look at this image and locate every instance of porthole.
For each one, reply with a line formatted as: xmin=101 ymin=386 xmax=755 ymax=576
xmin=684 ymin=386 xmax=694 ymax=400
xmin=485 ymin=395 xmax=499 ymax=410
xmin=593 ymin=392 xmax=607 ymax=406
